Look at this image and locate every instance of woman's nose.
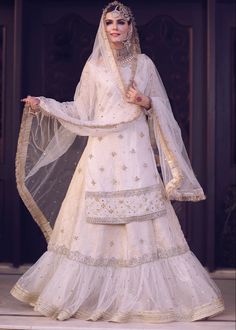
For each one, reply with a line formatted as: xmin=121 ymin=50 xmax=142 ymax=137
xmin=112 ymin=21 xmax=118 ymax=30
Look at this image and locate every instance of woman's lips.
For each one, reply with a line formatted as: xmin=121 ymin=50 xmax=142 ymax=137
xmin=110 ymin=33 xmax=120 ymax=36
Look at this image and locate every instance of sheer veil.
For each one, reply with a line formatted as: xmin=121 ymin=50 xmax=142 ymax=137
xmin=16 ymin=1 xmax=205 ymax=242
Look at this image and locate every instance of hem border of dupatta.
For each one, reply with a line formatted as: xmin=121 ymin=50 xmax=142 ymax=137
xmin=15 ymin=109 xmax=52 ymax=242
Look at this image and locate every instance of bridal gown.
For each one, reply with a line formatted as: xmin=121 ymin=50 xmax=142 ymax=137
xmin=11 ymin=54 xmax=224 ymax=323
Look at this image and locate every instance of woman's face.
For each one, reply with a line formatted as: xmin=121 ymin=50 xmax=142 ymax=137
xmin=104 ymin=12 xmax=130 ymax=48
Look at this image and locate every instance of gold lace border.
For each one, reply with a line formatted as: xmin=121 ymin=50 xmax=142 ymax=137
xmin=153 ymin=115 xmax=206 ymax=202
xmin=11 ymin=285 xmax=224 ymax=323
xmin=86 ymin=209 xmax=167 ymax=224
xmin=168 ymin=189 xmax=206 ymax=202
xmin=15 ymin=109 xmax=52 ymax=242
xmin=46 ymin=243 xmax=190 ymax=267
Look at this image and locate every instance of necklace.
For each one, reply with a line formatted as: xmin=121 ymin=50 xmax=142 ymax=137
xmin=113 ymin=46 xmax=135 ymax=67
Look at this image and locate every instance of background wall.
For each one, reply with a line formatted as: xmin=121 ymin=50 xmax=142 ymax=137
xmin=0 ymin=0 xmax=235 ymax=270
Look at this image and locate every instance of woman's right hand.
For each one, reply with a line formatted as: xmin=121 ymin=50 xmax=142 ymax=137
xmin=21 ymin=95 xmax=40 ymax=112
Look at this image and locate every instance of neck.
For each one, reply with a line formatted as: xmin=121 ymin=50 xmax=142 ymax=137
xmin=111 ymin=42 xmax=124 ymax=50
xmin=112 ymin=44 xmax=134 ymax=66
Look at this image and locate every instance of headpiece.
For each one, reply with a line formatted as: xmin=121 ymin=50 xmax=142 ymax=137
xmin=103 ymin=1 xmax=133 ymax=22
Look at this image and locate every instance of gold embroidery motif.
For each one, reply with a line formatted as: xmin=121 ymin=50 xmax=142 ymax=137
xmin=98 ymin=137 xmax=103 ymax=141
xmin=130 ymin=148 xmax=136 ymax=154
xmin=122 ymin=165 xmax=128 ymax=171
xmin=140 ymin=132 xmax=145 ymax=138
xmin=85 ymin=184 xmax=166 ymax=225
xmin=88 ymin=154 xmax=94 ymax=159
xmin=135 ymin=176 xmax=140 ymax=181
xmin=118 ymin=134 xmax=124 ymax=139
xmin=47 ymin=243 xmax=190 ymax=267
xmin=99 ymin=167 xmax=105 ymax=172
xmin=143 ymin=163 xmax=148 ymax=168
xmin=111 ymin=152 xmax=117 ymax=157
xmin=91 ymin=180 xmax=96 ymax=186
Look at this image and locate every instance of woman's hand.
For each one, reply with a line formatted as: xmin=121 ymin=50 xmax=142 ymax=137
xmin=21 ymin=95 xmax=40 ymax=112
xmin=126 ymin=82 xmax=151 ymax=110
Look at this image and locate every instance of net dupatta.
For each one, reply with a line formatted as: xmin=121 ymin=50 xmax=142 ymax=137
xmin=144 ymin=56 xmax=206 ymax=202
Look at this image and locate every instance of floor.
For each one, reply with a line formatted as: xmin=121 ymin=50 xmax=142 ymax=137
xmin=0 ymin=266 xmax=235 ymax=330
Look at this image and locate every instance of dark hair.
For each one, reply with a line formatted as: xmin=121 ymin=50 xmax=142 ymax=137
xmin=105 ymin=4 xmax=132 ymax=25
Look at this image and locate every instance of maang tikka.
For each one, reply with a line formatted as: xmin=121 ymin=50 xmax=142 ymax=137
xmin=103 ymin=1 xmax=133 ymax=22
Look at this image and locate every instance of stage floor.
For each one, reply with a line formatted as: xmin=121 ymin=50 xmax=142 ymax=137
xmin=0 ymin=267 xmax=235 ymax=330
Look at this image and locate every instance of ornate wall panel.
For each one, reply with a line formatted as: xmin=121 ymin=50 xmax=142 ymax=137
xmin=43 ymin=14 xmax=96 ymax=101
xmin=0 ymin=25 xmax=6 ymax=164
xmin=0 ymin=1 xmax=18 ymax=264
xmin=215 ymin=4 xmax=236 ymax=268
xmin=231 ymin=27 xmax=236 ymax=167
xmin=0 ymin=26 xmax=5 ymax=248
xmin=218 ymin=27 xmax=236 ymax=268
xmin=139 ymin=16 xmax=192 ymax=151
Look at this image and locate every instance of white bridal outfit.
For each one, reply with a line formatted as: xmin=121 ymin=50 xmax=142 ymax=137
xmin=11 ymin=1 xmax=224 ymax=323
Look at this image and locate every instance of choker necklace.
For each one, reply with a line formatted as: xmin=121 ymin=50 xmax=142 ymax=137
xmin=113 ymin=46 xmax=135 ymax=66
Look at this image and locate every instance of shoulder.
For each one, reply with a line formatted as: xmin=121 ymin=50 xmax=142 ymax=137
xmin=84 ymin=57 xmax=105 ymax=74
xmin=137 ymin=54 xmax=158 ymax=78
xmin=83 ymin=59 xmax=94 ymax=72
xmin=80 ymin=59 xmax=100 ymax=79
xmin=137 ymin=53 xmax=156 ymax=67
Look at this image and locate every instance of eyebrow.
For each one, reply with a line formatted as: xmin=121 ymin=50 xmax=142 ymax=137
xmin=105 ymin=18 xmax=126 ymax=22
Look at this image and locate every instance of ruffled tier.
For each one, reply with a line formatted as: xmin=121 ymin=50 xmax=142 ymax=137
xmin=11 ymin=249 xmax=224 ymax=323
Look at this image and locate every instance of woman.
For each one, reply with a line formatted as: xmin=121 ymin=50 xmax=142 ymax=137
xmin=11 ymin=1 xmax=224 ymax=323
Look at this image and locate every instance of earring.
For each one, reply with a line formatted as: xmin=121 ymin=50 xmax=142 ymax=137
xmin=123 ymin=26 xmax=133 ymax=50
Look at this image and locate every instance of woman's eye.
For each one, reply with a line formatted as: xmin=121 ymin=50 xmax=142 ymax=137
xmin=105 ymin=21 xmax=112 ymax=25
xmin=118 ymin=21 xmax=125 ymax=25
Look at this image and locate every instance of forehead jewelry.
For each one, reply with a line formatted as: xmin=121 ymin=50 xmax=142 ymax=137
xmin=103 ymin=1 xmax=132 ymax=21
xmin=111 ymin=5 xmax=121 ymax=18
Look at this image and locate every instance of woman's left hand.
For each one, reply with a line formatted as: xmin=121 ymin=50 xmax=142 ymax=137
xmin=126 ymin=81 xmax=151 ymax=110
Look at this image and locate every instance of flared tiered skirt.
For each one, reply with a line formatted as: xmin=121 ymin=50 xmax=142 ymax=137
xmin=11 ymin=117 xmax=224 ymax=322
